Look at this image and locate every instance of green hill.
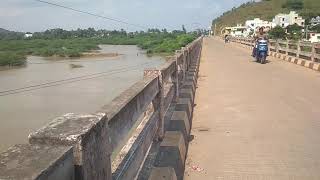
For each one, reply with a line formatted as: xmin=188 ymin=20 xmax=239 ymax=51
xmin=0 ymin=28 xmax=24 ymax=40
xmin=212 ymin=0 xmax=320 ymax=34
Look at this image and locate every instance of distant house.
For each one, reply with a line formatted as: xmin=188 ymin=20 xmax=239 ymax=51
xmin=245 ymin=18 xmax=275 ymax=36
xmin=221 ymin=24 xmax=247 ymax=37
xmin=24 ymin=32 xmax=33 ymax=38
xmin=272 ymin=11 xmax=305 ymax=28
xmin=310 ymin=16 xmax=320 ymax=27
xmin=309 ymin=33 xmax=320 ymax=43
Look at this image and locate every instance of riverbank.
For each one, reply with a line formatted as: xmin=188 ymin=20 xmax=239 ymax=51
xmin=0 ymin=51 xmax=121 ymax=70
xmin=0 ymin=33 xmax=198 ymax=66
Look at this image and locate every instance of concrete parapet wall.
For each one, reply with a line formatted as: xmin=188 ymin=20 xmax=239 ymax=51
xmin=29 ymin=113 xmax=111 ymax=180
xmin=0 ymin=144 xmax=74 ymax=180
xmin=146 ymin=37 xmax=202 ymax=180
xmin=0 ymin=36 xmax=203 ymax=180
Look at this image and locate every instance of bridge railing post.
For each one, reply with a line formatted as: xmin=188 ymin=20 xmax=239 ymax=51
xmin=311 ymin=43 xmax=316 ymax=62
xmin=275 ymin=39 xmax=280 ymax=53
xmin=29 ymin=113 xmax=112 ymax=180
xmin=296 ymin=41 xmax=301 ymax=58
xmin=143 ymin=70 xmax=165 ymax=140
xmin=286 ymin=40 xmax=289 ymax=55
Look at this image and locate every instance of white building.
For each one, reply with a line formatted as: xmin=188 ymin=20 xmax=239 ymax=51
xmin=309 ymin=33 xmax=320 ymax=43
xmin=272 ymin=11 xmax=305 ymax=28
xmin=245 ymin=18 xmax=275 ymax=36
xmin=310 ymin=16 xmax=320 ymax=27
xmin=24 ymin=33 xmax=33 ymax=38
xmin=221 ymin=24 xmax=247 ymax=37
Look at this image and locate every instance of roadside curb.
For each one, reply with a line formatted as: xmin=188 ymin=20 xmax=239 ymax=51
xmin=269 ymin=51 xmax=320 ymax=72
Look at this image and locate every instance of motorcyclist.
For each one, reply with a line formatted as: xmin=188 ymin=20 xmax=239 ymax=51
xmin=252 ymin=27 xmax=268 ymax=57
xmin=224 ymin=34 xmax=229 ymax=43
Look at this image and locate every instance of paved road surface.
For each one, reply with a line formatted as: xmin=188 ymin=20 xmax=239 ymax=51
xmin=185 ymin=37 xmax=320 ymax=180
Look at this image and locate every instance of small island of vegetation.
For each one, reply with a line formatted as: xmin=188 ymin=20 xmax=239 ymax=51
xmin=0 ymin=27 xmax=200 ymax=67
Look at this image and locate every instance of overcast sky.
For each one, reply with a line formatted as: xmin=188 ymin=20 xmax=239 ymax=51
xmin=0 ymin=0 xmax=251 ymax=32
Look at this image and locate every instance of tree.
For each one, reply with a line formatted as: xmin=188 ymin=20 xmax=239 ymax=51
xmin=286 ymin=24 xmax=303 ymax=40
xmin=310 ymin=24 xmax=320 ymax=33
xmin=182 ymin=25 xmax=187 ymax=34
xmin=286 ymin=24 xmax=303 ymax=33
xmin=268 ymin=26 xmax=286 ymax=39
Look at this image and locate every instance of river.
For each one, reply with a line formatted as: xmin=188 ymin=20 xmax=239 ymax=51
xmin=0 ymin=45 xmax=165 ymax=152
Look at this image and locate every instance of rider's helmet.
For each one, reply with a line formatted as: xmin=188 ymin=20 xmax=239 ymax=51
xmin=258 ymin=27 xmax=264 ymax=34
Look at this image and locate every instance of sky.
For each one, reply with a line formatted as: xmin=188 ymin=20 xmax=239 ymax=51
xmin=0 ymin=0 xmax=252 ymax=32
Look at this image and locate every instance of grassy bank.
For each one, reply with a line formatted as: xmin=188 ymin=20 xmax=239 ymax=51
xmin=0 ymin=32 xmax=198 ymax=67
xmin=0 ymin=52 xmax=26 ymax=66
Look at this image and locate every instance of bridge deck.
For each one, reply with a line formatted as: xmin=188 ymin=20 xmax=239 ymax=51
xmin=185 ymin=37 xmax=320 ymax=179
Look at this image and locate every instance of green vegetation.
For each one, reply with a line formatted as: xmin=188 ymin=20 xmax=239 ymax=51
xmin=268 ymin=26 xmax=287 ymax=39
xmin=0 ymin=52 xmax=26 ymax=66
xmin=0 ymin=28 xmax=199 ymax=67
xmin=310 ymin=24 xmax=320 ymax=33
xmin=0 ymin=28 xmax=24 ymax=40
xmin=286 ymin=24 xmax=304 ymax=40
xmin=212 ymin=0 xmax=320 ymax=35
xmin=282 ymin=0 xmax=304 ymax=10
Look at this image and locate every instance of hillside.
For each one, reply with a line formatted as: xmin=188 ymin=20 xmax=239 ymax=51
xmin=0 ymin=28 xmax=24 ymax=40
xmin=0 ymin=28 xmax=11 ymax=34
xmin=212 ymin=0 xmax=320 ymax=34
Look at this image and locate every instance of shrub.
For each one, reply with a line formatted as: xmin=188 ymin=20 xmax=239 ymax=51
xmin=268 ymin=26 xmax=287 ymax=39
xmin=0 ymin=52 xmax=26 ymax=66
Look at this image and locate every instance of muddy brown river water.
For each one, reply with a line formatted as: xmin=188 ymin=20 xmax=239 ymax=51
xmin=0 ymin=45 xmax=165 ymax=152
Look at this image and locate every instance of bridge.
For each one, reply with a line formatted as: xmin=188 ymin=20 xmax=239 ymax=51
xmin=185 ymin=37 xmax=320 ymax=179
xmin=1 ymin=36 xmax=320 ymax=180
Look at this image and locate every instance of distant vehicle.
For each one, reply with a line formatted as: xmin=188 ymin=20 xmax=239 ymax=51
xmin=254 ymin=39 xmax=268 ymax=64
xmin=224 ymin=35 xmax=230 ymax=43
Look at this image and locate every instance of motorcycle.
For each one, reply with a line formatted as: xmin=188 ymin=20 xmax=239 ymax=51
xmin=254 ymin=39 xmax=268 ymax=64
xmin=225 ymin=37 xmax=229 ymax=43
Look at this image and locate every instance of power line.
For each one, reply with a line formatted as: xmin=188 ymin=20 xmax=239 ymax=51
xmin=34 ymin=0 xmax=148 ymax=30
xmin=0 ymin=62 xmax=154 ymax=97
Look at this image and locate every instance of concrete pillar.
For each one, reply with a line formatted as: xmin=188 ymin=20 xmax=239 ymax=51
xmin=144 ymin=70 xmax=165 ymax=140
xmin=311 ymin=43 xmax=316 ymax=62
xmin=29 ymin=113 xmax=112 ymax=180
xmin=181 ymin=49 xmax=187 ymax=83
xmin=154 ymin=131 xmax=186 ymax=180
xmin=296 ymin=41 xmax=301 ymax=58
xmin=173 ymin=61 xmax=180 ymax=102
xmin=286 ymin=40 xmax=289 ymax=55
xmin=149 ymin=167 xmax=177 ymax=180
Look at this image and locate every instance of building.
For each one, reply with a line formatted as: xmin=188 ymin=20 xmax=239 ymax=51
xmin=272 ymin=11 xmax=305 ymax=28
xmin=245 ymin=18 xmax=275 ymax=36
xmin=24 ymin=32 xmax=33 ymax=38
xmin=221 ymin=24 xmax=247 ymax=37
xmin=310 ymin=16 xmax=320 ymax=27
xmin=309 ymin=33 xmax=320 ymax=43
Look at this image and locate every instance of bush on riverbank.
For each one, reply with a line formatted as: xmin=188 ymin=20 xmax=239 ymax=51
xmin=0 ymin=32 xmax=199 ymax=66
xmin=0 ymin=52 xmax=26 ymax=66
